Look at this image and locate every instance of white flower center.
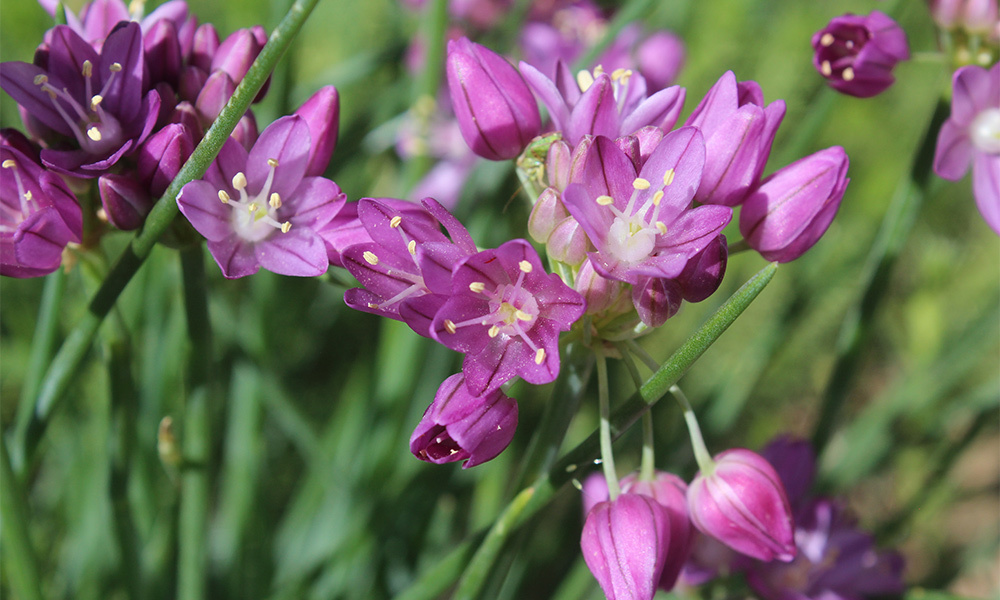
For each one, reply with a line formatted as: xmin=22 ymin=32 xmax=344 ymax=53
xmin=219 ymin=159 xmax=291 ymax=243
xmin=970 ymin=108 xmax=1000 ymax=155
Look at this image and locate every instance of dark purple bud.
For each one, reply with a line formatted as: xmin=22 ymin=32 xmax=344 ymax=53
xmin=812 ymin=11 xmax=910 ymax=98
xmin=144 ymin=19 xmax=183 ymax=88
xmin=137 ymin=123 xmax=194 ymax=197
xmin=739 ymin=146 xmax=849 ymax=263
xmin=674 ymin=234 xmax=727 ymax=303
xmin=99 ymin=173 xmax=153 ymax=230
xmin=167 ymin=101 xmax=204 ymax=139
xmin=294 ymin=85 xmax=340 ymax=176
xmin=687 ymin=448 xmax=797 ymax=562
xmin=231 ymin=113 xmax=259 ymax=151
xmin=631 ymin=276 xmax=682 ymax=327
xmin=446 ymin=37 xmax=542 ymax=161
xmin=195 ymin=70 xmax=236 ymax=125
xmin=190 ymin=23 xmax=220 ymax=73
xmin=410 ymin=373 xmax=518 ymax=468
xmin=622 ymin=471 xmax=694 ymax=591
xmin=178 ymin=64 xmax=208 ymax=104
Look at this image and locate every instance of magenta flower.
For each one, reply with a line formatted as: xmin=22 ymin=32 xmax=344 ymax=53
xmin=561 ymin=129 xmax=732 ymax=284
xmin=430 ymin=238 xmax=585 ymax=396
xmin=739 ymin=146 xmax=850 ymax=263
xmin=177 ymin=115 xmax=345 ymax=278
xmin=294 ymin=86 xmax=340 ymax=177
xmin=933 ymin=63 xmax=1000 ymax=234
xmin=446 ymin=38 xmax=541 ymax=161
xmin=519 ymin=59 xmax=685 ymax=146
xmin=684 ymin=71 xmax=786 ymax=206
xmin=687 ymin=448 xmax=797 ymax=563
xmin=410 ymin=373 xmax=518 ymax=468
xmin=581 ymin=493 xmax=672 ymax=600
xmin=1 ymin=143 xmax=82 ymax=278
xmin=1 ymin=22 xmax=160 ymax=177
xmin=812 ymin=11 xmax=910 ymax=98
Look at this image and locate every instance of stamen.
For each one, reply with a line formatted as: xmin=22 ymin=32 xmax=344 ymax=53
xmin=367 ymin=302 xmax=379 ymax=309
xmin=593 ymin=65 xmax=605 ymax=76
xmin=24 ymin=191 xmax=32 ymax=201
xmin=611 ymin=67 xmax=627 ymax=80
xmin=842 ymin=67 xmax=855 ymax=81
xmin=469 ymin=281 xmax=486 ymax=293
xmin=662 ymin=169 xmax=675 ymax=186
xmin=518 ymin=260 xmax=532 ymax=273
xmin=247 ymin=202 xmax=259 ymax=214
xmin=596 ymin=195 xmax=614 ymax=206
xmin=444 ymin=319 xmax=457 ymax=334
xmin=33 ymin=74 xmax=48 ymax=86
xmin=218 ymin=190 xmax=231 ymax=203
xmin=87 ymin=126 xmax=102 ymax=141
xmin=488 ymin=325 xmax=500 ymax=338
xmin=363 ymin=251 xmax=379 ymax=265
xmin=280 ymin=222 xmax=292 ymax=233
xmin=2 ymin=160 xmax=15 ymax=169
xmin=652 ymin=190 xmax=664 ymax=206
xmin=81 ymin=60 xmax=93 ymax=78
xmin=576 ymin=69 xmax=595 ymax=92
xmin=407 ymin=240 xmax=416 ymax=255
xmin=389 ymin=216 xmax=402 ymax=228
xmin=267 ymin=158 xmax=279 ymax=168
xmin=515 ymin=310 xmax=533 ymax=321
xmin=534 ymin=348 xmax=546 ymax=365
xmin=821 ymin=61 xmax=832 ymax=77
xmin=90 ymin=95 xmax=104 ymax=110
xmin=820 ymin=33 xmax=834 ymax=47
xmin=232 ymin=172 xmax=247 ymax=191
xmin=632 ymin=177 xmax=651 ymax=190
xmin=109 ymin=63 xmax=123 ymax=72
xmin=269 ymin=192 xmax=281 ymax=208
xmin=655 ymin=221 xmax=667 ymax=235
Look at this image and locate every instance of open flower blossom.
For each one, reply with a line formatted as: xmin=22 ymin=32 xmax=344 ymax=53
xmin=431 ymin=238 xmax=586 ymax=396
xmin=519 ymin=59 xmax=685 ymax=146
xmin=561 ymin=128 xmax=732 ymax=284
xmin=177 ymin=115 xmax=345 ymax=278
xmin=1 ymin=142 xmax=82 ymax=278
xmin=811 ymin=11 xmax=910 ymax=98
xmin=1 ymin=22 xmax=160 ymax=177
xmin=933 ymin=62 xmax=1000 ymax=234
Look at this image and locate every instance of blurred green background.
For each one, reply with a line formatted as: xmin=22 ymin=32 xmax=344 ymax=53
xmin=1 ymin=0 xmax=997 ymax=598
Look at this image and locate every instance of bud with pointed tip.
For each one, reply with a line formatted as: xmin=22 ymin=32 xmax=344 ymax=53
xmin=99 ymin=173 xmax=153 ymax=231
xmin=621 ymin=471 xmax=694 ymax=591
xmin=294 ymin=85 xmax=340 ymax=177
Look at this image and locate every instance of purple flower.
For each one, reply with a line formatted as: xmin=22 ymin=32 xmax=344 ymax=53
xmin=684 ymin=71 xmax=786 ymax=206
xmin=581 ymin=493 xmax=672 ymax=600
xmin=342 ymin=197 xmax=477 ymax=337
xmin=561 ymin=129 xmax=732 ymax=284
xmin=928 ymin=0 xmax=1000 ymax=33
xmin=746 ymin=499 xmax=905 ymax=600
xmin=1 ymin=143 xmax=82 ymax=278
xmin=294 ymin=86 xmax=340 ymax=177
xmin=430 ymin=238 xmax=585 ymax=396
xmin=933 ymin=63 xmax=1000 ymax=235
xmin=739 ymin=146 xmax=849 ymax=263
xmin=687 ymin=448 xmax=797 ymax=562
xmin=1 ymin=22 xmax=160 ymax=177
xmin=759 ymin=436 xmax=817 ymax=512
xmin=446 ymin=38 xmax=542 ymax=161
xmin=812 ymin=11 xmax=910 ymax=98
xmin=519 ymin=59 xmax=685 ymax=146
xmin=176 ymin=115 xmax=345 ymax=278
xmin=673 ymin=234 xmax=727 ymax=303
xmin=621 ymin=472 xmax=695 ymax=591
xmin=410 ymin=372 xmax=518 ymax=468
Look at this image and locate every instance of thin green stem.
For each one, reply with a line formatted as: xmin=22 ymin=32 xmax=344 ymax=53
xmin=811 ymin=100 xmax=949 ymax=455
xmin=624 ymin=338 xmax=659 ymax=372
xmin=616 ymin=344 xmax=654 ymax=481
xmin=0 ymin=438 xmax=44 ymax=600
xmin=17 ymin=0 xmax=324 ymax=474
xmin=594 ymin=344 xmax=621 ymax=500
xmin=672 ymin=385 xmax=715 ymax=475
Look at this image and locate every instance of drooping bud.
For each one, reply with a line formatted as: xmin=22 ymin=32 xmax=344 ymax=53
xmin=811 ymin=11 xmax=910 ymax=98
xmin=410 ymin=373 xmax=518 ymax=468
xmin=674 ymin=234 xmax=727 ymax=303
xmin=294 ymin=85 xmax=340 ymax=176
xmin=98 ymin=173 xmax=153 ymax=231
xmin=631 ymin=276 xmax=682 ymax=327
xmin=621 ymin=471 xmax=694 ymax=591
xmin=739 ymin=146 xmax=849 ymax=262
xmin=687 ymin=448 xmax=797 ymax=562
xmin=446 ymin=37 xmax=542 ymax=161
xmin=581 ymin=493 xmax=671 ymax=600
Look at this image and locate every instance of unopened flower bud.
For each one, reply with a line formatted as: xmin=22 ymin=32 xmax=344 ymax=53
xmin=812 ymin=11 xmax=910 ymax=98
xmin=621 ymin=472 xmax=694 ymax=591
xmin=631 ymin=276 xmax=682 ymax=327
xmin=137 ymin=123 xmax=194 ymax=198
xmin=636 ymin=31 xmax=686 ymax=91
xmin=739 ymin=146 xmax=849 ymax=262
xmin=294 ymin=85 xmax=340 ymax=176
xmin=410 ymin=373 xmax=518 ymax=468
xmin=547 ymin=216 xmax=589 ymax=266
xmin=674 ymin=235 xmax=727 ymax=303
xmin=687 ymin=448 xmax=796 ymax=562
xmin=99 ymin=173 xmax=153 ymax=231
xmin=446 ymin=37 xmax=542 ymax=161
xmin=576 ymin=258 xmax=630 ymax=317
xmin=528 ymin=187 xmax=568 ymax=243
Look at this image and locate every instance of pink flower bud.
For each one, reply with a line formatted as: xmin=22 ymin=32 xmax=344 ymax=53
xmin=99 ymin=173 xmax=153 ymax=231
xmin=674 ymin=234 xmax=727 ymax=303
xmin=446 ymin=37 xmax=542 ymax=161
xmin=528 ymin=187 xmax=568 ymax=243
xmin=631 ymin=276 xmax=682 ymax=327
xmin=294 ymin=86 xmax=340 ymax=177
xmin=739 ymin=146 xmax=849 ymax=263
xmin=621 ymin=472 xmax=694 ymax=591
xmin=687 ymin=448 xmax=796 ymax=562
xmin=546 ymin=216 xmax=589 ymax=266
xmin=575 ymin=258 xmax=631 ymax=317
xmin=812 ymin=11 xmax=910 ymax=98
xmin=636 ymin=31 xmax=685 ymax=91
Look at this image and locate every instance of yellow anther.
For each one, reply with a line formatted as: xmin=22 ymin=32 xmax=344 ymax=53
xmin=232 ymin=172 xmax=247 ymax=190
xmin=247 ymin=202 xmax=259 ymax=214
xmin=407 ymin=240 xmax=417 ymax=255
xmin=218 ymin=190 xmax=231 ymax=203
xmin=82 ymin=60 xmax=93 ymax=77
xmin=488 ymin=325 xmax=500 ymax=338
xmin=633 ymin=177 xmax=651 ymax=190
xmin=90 ymin=95 xmax=104 ymax=110
xmin=596 ymin=195 xmax=614 ymax=206
xmin=280 ymin=222 xmax=292 ymax=233
xmin=469 ymin=281 xmax=486 ymax=293
xmin=593 ymin=65 xmax=605 ymax=76
xmin=86 ymin=126 xmax=102 ymax=141
xmin=652 ymin=190 xmax=664 ymax=206
xmin=367 ymin=302 xmax=379 ymax=309
xmin=611 ymin=67 xmax=627 ymax=80
xmin=821 ymin=61 xmax=832 ymax=77
xmin=663 ymin=169 xmax=675 ymax=186
xmin=842 ymin=67 xmax=855 ymax=81
xmin=363 ymin=251 xmax=379 ymax=265
xmin=269 ymin=192 xmax=282 ymax=208
xmin=444 ymin=319 xmax=457 ymax=334
xmin=576 ymin=69 xmax=595 ymax=92
xmin=515 ymin=309 xmax=533 ymax=321
xmin=34 ymin=74 xmax=48 ymax=85
xmin=390 ymin=215 xmax=402 ymax=228
xmin=518 ymin=260 xmax=533 ymax=273
xmin=820 ymin=33 xmax=835 ymax=47
xmin=534 ymin=348 xmax=546 ymax=365
xmin=2 ymin=159 xmax=16 ymax=169
xmin=23 ymin=191 xmax=32 ymax=201
xmin=110 ymin=62 xmax=122 ymax=72
xmin=267 ymin=158 xmax=279 ymax=168
xmin=656 ymin=221 xmax=667 ymax=235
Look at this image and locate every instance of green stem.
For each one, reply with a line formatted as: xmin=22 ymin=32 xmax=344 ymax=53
xmin=0 ymin=438 xmax=44 ymax=600
xmin=615 ymin=344 xmax=653 ymax=481
xmin=177 ymin=246 xmax=214 ymax=600
xmin=17 ymin=0 xmax=324 ymax=475
xmin=672 ymin=385 xmax=715 ymax=475
xmin=811 ymin=100 xmax=949 ymax=455
xmin=594 ymin=344 xmax=621 ymax=500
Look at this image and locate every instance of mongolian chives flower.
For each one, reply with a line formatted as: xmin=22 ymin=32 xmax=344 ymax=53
xmin=811 ymin=11 xmax=910 ymax=98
